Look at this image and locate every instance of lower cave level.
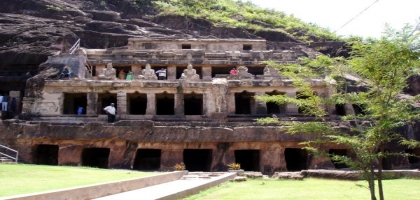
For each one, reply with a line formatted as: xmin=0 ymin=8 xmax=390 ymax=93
xmin=16 ymin=140 xmax=415 ymax=174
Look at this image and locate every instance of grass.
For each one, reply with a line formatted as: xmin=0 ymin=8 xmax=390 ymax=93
xmin=0 ymin=164 xmax=157 ymax=197
xmin=184 ymin=178 xmax=420 ymax=200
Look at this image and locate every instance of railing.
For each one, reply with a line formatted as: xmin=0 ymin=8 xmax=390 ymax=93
xmin=69 ymin=39 xmax=80 ymax=54
xmin=0 ymin=144 xmax=18 ymax=163
xmin=86 ymin=60 xmax=93 ymax=78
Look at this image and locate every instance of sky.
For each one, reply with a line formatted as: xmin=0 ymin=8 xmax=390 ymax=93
xmin=248 ymin=0 xmax=420 ymax=38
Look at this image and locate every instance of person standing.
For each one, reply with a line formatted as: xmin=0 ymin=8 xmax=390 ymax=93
xmin=0 ymin=94 xmax=3 ymax=111
xmin=103 ymin=103 xmax=116 ymax=123
xmin=155 ymin=68 xmax=166 ymax=80
xmin=77 ymin=106 xmax=84 ymax=115
xmin=2 ymin=94 xmax=9 ymax=111
xmin=10 ymin=98 xmax=16 ymax=115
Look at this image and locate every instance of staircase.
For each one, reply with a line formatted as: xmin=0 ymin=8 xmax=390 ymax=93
xmin=0 ymin=144 xmax=18 ymax=163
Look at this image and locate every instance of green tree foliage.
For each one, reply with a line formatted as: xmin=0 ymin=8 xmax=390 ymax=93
xmin=256 ymin=25 xmax=420 ymax=200
xmin=154 ymin=0 xmax=340 ymax=42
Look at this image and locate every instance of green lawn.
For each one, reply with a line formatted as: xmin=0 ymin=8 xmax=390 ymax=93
xmin=184 ymin=178 xmax=420 ymax=200
xmin=0 ymin=164 xmax=156 ymax=197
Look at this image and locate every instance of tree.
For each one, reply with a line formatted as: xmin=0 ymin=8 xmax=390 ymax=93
xmin=256 ymin=25 xmax=420 ymax=200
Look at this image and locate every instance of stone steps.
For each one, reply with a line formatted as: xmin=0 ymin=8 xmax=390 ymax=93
xmin=0 ymin=156 xmax=15 ymax=163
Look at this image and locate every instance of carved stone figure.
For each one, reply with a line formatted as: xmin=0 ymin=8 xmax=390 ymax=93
xmin=211 ymin=78 xmax=228 ymax=113
xmin=182 ymin=63 xmax=200 ymax=80
xmin=98 ymin=63 xmax=116 ymax=80
xmin=237 ymin=66 xmax=253 ymax=79
xmin=138 ymin=64 xmax=157 ymax=80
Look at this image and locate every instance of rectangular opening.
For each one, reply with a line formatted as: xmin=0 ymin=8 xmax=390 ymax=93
xmin=212 ymin=66 xmax=233 ymax=78
xmin=266 ymin=91 xmax=286 ymax=114
xmin=98 ymin=93 xmax=117 ymax=114
xmin=184 ymin=93 xmax=203 ymax=115
xmin=183 ymin=149 xmax=212 ymax=171
xmin=133 ymin=149 xmax=161 ymax=171
xmin=151 ymin=66 xmax=167 ymax=80
xmin=128 ymin=92 xmax=147 ymax=115
xmin=156 ymin=92 xmax=174 ymax=115
xmin=114 ymin=66 xmax=132 ymax=80
xmin=234 ymin=150 xmax=260 ymax=171
xmin=63 ymin=93 xmax=87 ymax=115
xmin=35 ymin=144 xmax=59 ymax=165
xmin=235 ymin=91 xmax=254 ymax=114
xmin=82 ymin=148 xmax=110 ymax=169
xmin=329 ymin=149 xmax=349 ymax=169
xmin=243 ymin=44 xmax=252 ymax=50
xmin=182 ymin=44 xmax=191 ymax=49
xmin=285 ymin=148 xmax=308 ymax=171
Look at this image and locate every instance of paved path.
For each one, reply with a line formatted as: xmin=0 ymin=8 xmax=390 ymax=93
xmin=94 ymin=172 xmax=236 ymax=200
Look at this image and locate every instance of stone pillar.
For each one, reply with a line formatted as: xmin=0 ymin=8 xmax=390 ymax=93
xmin=344 ymin=104 xmax=355 ymax=115
xmin=174 ymin=92 xmax=184 ymax=116
xmin=254 ymin=91 xmax=267 ymax=114
xmin=167 ymin=64 xmax=177 ymax=81
xmin=117 ymin=92 xmax=127 ymax=117
xmin=226 ymin=92 xmax=236 ymax=114
xmin=161 ymin=149 xmax=183 ymax=171
xmin=202 ymin=65 xmax=212 ymax=81
xmin=203 ymin=91 xmax=210 ymax=115
xmin=286 ymin=91 xmax=299 ymax=114
xmin=211 ymin=143 xmax=233 ymax=171
xmin=261 ymin=145 xmax=286 ymax=174
xmin=146 ymin=93 xmax=156 ymax=115
xmin=95 ymin=64 xmax=106 ymax=78
xmin=87 ymin=93 xmax=98 ymax=116
xmin=58 ymin=145 xmax=83 ymax=166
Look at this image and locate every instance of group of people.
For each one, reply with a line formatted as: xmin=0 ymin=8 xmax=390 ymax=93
xmin=118 ymin=70 xmax=134 ymax=80
xmin=0 ymin=93 xmax=17 ymax=115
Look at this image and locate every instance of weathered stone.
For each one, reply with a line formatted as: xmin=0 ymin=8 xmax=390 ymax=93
xmin=272 ymin=172 xmax=304 ymax=180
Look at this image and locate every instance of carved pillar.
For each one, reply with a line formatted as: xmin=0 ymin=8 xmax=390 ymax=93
xmin=87 ymin=92 xmax=98 ymax=115
xmin=146 ymin=93 xmax=156 ymax=115
xmin=203 ymin=91 xmax=210 ymax=115
xmin=227 ymin=91 xmax=236 ymax=114
xmin=174 ymin=92 xmax=184 ymax=116
xmin=261 ymin=144 xmax=287 ymax=174
xmin=117 ymin=92 xmax=127 ymax=117
xmin=344 ymin=104 xmax=355 ymax=115
xmin=286 ymin=91 xmax=299 ymax=114
xmin=161 ymin=149 xmax=183 ymax=171
xmin=254 ymin=91 xmax=267 ymax=114
xmin=202 ymin=65 xmax=212 ymax=81
xmin=58 ymin=145 xmax=83 ymax=166
xmin=167 ymin=64 xmax=177 ymax=81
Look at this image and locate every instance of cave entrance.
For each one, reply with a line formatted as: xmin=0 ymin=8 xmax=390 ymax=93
xmin=183 ymin=149 xmax=212 ymax=171
xmin=176 ymin=66 xmax=202 ymax=79
xmin=81 ymin=148 xmax=110 ymax=169
xmin=63 ymin=93 xmax=87 ymax=115
xmin=34 ymin=144 xmax=58 ymax=165
xmin=133 ymin=149 xmax=161 ymax=171
xmin=235 ymin=91 xmax=254 ymax=114
xmin=212 ymin=66 xmax=232 ymax=78
xmin=234 ymin=150 xmax=260 ymax=171
xmin=405 ymin=148 xmax=420 ymax=168
xmin=128 ymin=93 xmax=147 ymax=115
xmin=98 ymin=93 xmax=117 ymax=114
xmin=266 ymin=91 xmax=286 ymax=114
xmin=329 ymin=149 xmax=349 ymax=169
xmin=285 ymin=148 xmax=308 ymax=171
xmin=184 ymin=93 xmax=203 ymax=115
xmin=156 ymin=92 xmax=174 ymax=115
xmin=335 ymin=104 xmax=346 ymax=116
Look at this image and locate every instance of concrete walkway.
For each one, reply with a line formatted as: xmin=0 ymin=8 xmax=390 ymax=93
xmin=94 ymin=172 xmax=236 ymax=200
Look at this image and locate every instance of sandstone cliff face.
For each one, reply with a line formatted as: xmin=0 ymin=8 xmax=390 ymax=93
xmin=0 ymin=0 xmax=348 ymax=70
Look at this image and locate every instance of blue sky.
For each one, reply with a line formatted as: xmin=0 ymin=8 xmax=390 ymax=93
xmin=248 ymin=0 xmax=420 ymax=38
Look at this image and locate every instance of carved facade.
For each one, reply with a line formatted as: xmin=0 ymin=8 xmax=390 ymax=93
xmin=1 ymin=38 xmax=417 ymax=174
